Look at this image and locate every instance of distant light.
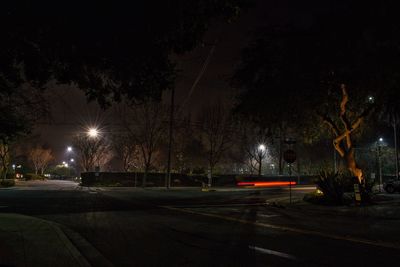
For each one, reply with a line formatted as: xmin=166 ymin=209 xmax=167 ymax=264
xmin=12 ymin=164 xmax=16 ymax=169
xmin=379 ymin=137 xmax=383 ymax=142
xmin=67 ymin=146 xmax=72 ymax=152
xmin=62 ymin=161 xmax=66 ymax=165
xmin=70 ymin=158 xmax=74 ymax=162
xmin=88 ymin=128 xmax=99 ymax=138
xmin=258 ymin=144 xmax=266 ymax=151
xmin=368 ymin=96 xmax=374 ymax=103
xmin=64 ymin=163 xmax=69 ymax=167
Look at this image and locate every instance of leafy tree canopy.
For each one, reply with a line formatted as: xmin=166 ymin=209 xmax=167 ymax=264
xmin=233 ymin=1 xmax=400 ymax=134
xmin=1 ymin=0 xmax=250 ymax=107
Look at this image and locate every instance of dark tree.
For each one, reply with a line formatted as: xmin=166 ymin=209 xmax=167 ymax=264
xmin=199 ymin=103 xmax=232 ymax=186
xmin=0 ymin=0 xmax=249 ymax=106
xmin=118 ymin=101 xmax=167 ymax=187
xmin=233 ymin=1 xmax=400 ymax=188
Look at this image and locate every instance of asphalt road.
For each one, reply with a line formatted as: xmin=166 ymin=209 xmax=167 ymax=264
xmin=1 ymin=180 xmax=400 ymax=266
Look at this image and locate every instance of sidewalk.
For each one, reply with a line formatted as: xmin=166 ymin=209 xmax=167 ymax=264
xmin=0 ymin=213 xmax=90 ymax=267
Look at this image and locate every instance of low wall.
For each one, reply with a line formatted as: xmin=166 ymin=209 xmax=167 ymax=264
xmin=80 ymin=172 xmax=317 ymax=187
xmin=81 ymin=172 xmax=205 ymax=187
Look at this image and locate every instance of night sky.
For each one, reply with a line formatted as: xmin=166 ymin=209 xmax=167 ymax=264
xmin=33 ymin=0 xmax=271 ymax=161
xmin=29 ymin=0 xmax=333 ymax=164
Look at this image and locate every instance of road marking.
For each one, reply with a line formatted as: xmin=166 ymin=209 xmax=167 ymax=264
xmin=162 ymin=206 xmax=400 ymax=250
xmin=0 ymin=206 xmax=8 ymax=208
xmin=249 ymin=245 xmax=297 ymax=260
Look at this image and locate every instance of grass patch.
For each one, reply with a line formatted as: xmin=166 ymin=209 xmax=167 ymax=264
xmin=0 ymin=179 xmax=15 ymax=187
xmin=24 ymin=173 xmax=46 ymax=181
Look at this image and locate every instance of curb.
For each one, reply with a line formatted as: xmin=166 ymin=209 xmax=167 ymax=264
xmin=50 ymin=222 xmax=92 ymax=267
xmin=59 ymin=225 xmax=114 ymax=267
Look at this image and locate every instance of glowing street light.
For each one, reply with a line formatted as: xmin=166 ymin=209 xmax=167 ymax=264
xmin=368 ymin=96 xmax=375 ymax=103
xmin=258 ymin=144 xmax=266 ymax=152
xmin=88 ymin=128 xmax=99 ymax=138
xmin=70 ymin=158 xmax=74 ymax=162
xmin=257 ymin=144 xmax=267 ymax=176
xmin=67 ymin=146 xmax=72 ymax=152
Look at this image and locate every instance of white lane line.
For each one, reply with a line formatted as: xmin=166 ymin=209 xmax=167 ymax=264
xmin=249 ymin=245 xmax=297 ymax=260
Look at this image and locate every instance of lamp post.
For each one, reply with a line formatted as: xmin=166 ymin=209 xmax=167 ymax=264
xmin=377 ymin=137 xmax=384 ymax=192
xmin=257 ymin=144 xmax=266 ymax=176
xmin=393 ymin=117 xmax=399 ymax=180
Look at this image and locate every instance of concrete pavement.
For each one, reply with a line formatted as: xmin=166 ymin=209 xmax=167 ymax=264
xmin=2 ymin=180 xmax=400 ymax=266
xmin=0 ymin=213 xmax=90 ymax=267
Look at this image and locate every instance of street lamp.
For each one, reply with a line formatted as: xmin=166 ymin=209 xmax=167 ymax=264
xmin=258 ymin=144 xmax=266 ymax=151
xmin=368 ymin=96 xmax=375 ymax=103
xmin=67 ymin=146 xmax=72 ymax=152
xmin=88 ymin=128 xmax=99 ymax=138
xmin=257 ymin=144 xmax=266 ymax=176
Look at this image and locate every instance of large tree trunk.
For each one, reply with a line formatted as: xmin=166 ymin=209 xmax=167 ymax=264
xmin=321 ymin=84 xmax=374 ymax=191
xmin=345 ymin=148 xmax=364 ymax=184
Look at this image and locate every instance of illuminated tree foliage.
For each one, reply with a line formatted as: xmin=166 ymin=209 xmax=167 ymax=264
xmin=29 ymin=147 xmax=53 ymax=175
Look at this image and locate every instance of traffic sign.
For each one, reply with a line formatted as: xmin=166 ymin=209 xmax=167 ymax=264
xmin=283 ymin=150 xmax=296 ymax=164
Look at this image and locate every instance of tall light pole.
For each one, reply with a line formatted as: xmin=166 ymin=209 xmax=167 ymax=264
xmin=257 ymin=144 xmax=266 ymax=176
xmin=166 ymin=87 xmax=175 ymax=189
xmin=377 ymin=137 xmax=384 ymax=192
xmin=393 ymin=117 xmax=399 ymax=179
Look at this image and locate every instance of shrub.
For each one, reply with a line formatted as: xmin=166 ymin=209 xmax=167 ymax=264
xmin=303 ymin=191 xmax=326 ymax=204
xmin=24 ymin=173 xmax=46 ymax=181
xmin=0 ymin=179 xmax=15 ymax=187
xmin=314 ymin=170 xmax=346 ymax=205
xmin=6 ymin=173 xmax=15 ymax=179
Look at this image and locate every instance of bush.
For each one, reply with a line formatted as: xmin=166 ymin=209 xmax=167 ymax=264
xmin=303 ymin=191 xmax=326 ymax=204
xmin=314 ymin=170 xmax=346 ymax=205
xmin=0 ymin=179 xmax=15 ymax=187
xmin=6 ymin=173 xmax=15 ymax=179
xmin=24 ymin=173 xmax=46 ymax=181
xmin=304 ymin=190 xmax=353 ymax=205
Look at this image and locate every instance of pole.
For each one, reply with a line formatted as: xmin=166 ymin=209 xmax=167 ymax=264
xmin=289 ymin=163 xmax=292 ymax=204
xmin=258 ymin=153 xmax=262 ymax=176
xmin=378 ymin=145 xmax=382 ymax=192
xmin=166 ymin=87 xmax=175 ymax=189
xmin=394 ymin=117 xmax=399 ymax=180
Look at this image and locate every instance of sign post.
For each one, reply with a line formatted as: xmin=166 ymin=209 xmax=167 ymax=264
xmin=283 ymin=149 xmax=296 ymax=204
